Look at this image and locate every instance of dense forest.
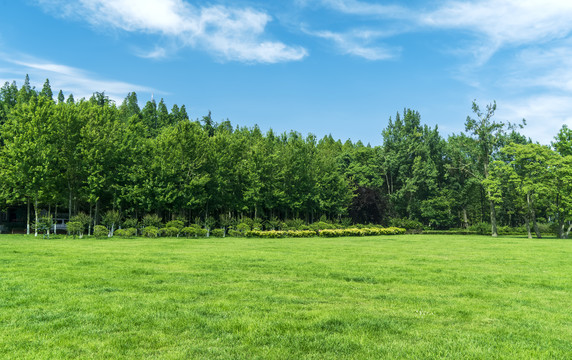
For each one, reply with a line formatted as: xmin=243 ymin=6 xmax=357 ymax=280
xmin=1 ymin=76 xmax=571 ymax=238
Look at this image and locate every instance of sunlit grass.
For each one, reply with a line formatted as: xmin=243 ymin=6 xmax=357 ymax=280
xmin=1 ymin=234 xmax=571 ymax=359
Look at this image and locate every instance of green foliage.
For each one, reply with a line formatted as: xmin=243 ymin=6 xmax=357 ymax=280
xmin=160 ymin=227 xmax=180 ymax=237
xmin=181 ymin=225 xmax=207 ymax=238
xmin=389 ymin=218 xmax=423 ymax=232
xmin=66 ymin=221 xmax=83 ymax=238
xmin=141 ymin=226 xmax=159 ymax=238
xmin=122 ymin=218 xmax=139 ymax=229
xmin=34 ymin=215 xmax=53 ymax=238
xmin=93 ymin=225 xmax=109 ymax=238
xmin=236 ymin=222 xmax=250 ymax=233
xmin=114 ymin=228 xmax=137 ymax=238
xmin=2 ymin=76 xmax=570 ymax=236
xmin=211 ymin=229 xmax=225 ymax=237
xmin=318 ymin=227 xmax=405 ymax=237
xmin=142 ymin=214 xmax=162 ymax=228
xmin=309 ymin=221 xmax=336 ymax=231
xmin=246 ymin=227 xmax=404 ymax=238
xmin=468 ymin=222 xmax=491 ymax=235
xmin=165 ymin=220 xmax=184 ymax=230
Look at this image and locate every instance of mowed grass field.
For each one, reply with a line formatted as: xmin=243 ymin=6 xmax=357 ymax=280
xmin=1 ymin=234 xmax=571 ymax=359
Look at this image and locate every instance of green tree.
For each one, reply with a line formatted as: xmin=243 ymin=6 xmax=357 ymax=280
xmin=40 ymin=79 xmax=53 ymax=100
xmin=464 ymin=101 xmax=517 ymax=236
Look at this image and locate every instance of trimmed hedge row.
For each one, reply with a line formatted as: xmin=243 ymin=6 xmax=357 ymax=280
xmin=245 ymin=227 xmax=405 ymax=238
xmin=318 ymin=227 xmax=405 ymax=237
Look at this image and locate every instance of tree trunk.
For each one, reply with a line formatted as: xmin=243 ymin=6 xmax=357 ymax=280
xmin=68 ymin=188 xmax=73 ymax=220
xmin=26 ymin=198 xmax=30 ymax=235
xmin=530 ymin=194 xmax=541 ymax=238
xmin=95 ymin=200 xmax=99 ymax=226
xmin=489 ymin=198 xmax=498 ymax=237
xmin=525 ymin=192 xmax=532 ymax=239
xmin=88 ymin=205 xmax=92 ymax=236
xmin=34 ymin=197 xmax=39 ymax=237
xmin=462 ymin=208 xmax=469 ymax=229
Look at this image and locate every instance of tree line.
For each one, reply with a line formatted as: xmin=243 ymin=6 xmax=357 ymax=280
xmin=0 ymin=76 xmax=571 ymax=237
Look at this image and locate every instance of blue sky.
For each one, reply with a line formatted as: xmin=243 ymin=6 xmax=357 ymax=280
xmin=1 ymin=0 xmax=572 ymax=145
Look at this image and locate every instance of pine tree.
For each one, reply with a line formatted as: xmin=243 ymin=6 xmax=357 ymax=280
xmin=40 ymin=79 xmax=53 ymax=100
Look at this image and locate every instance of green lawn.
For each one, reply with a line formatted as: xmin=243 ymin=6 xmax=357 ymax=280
xmin=1 ymin=234 xmax=571 ymax=359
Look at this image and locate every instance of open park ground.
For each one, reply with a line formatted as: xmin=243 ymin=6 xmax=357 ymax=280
xmin=1 ymin=234 xmax=571 ymax=359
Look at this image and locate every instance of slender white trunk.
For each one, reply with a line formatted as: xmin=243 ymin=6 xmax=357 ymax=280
xmin=34 ymin=198 xmax=39 ymax=237
xmin=26 ymin=198 xmax=30 ymax=235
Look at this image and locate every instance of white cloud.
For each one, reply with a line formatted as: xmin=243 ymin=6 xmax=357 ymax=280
xmin=308 ymin=29 xmax=398 ymax=60
xmin=422 ymin=0 xmax=572 ymax=62
xmin=35 ymin=0 xmax=307 ymax=63
xmin=507 ymin=43 xmax=572 ymax=93
xmin=496 ymin=95 xmax=572 ymax=145
xmin=0 ymin=53 xmax=155 ymax=103
xmin=312 ymin=0 xmax=407 ymax=17
xmin=314 ymin=0 xmax=572 ymax=63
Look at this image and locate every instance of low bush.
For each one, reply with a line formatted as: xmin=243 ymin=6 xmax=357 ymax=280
xmin=142 ymin=214 xmax=162 ymax=228
xmin=165 ymin=220 xmax=185 ymax=231
xmin=318 ymin=227 xmax=405 ymax=237
xmin=228 ymin=229 xmax=241 ymax=237
xmin=161 ymin=227 xmax=180 ymax=237
xmin=93 ymin=225 xmax=109 ymax=238
xmin=142 ymin=226 xmax=159 ymax=238
xmin=246 ymin=227 xmax=404 ymax=238
xmin=114 ymin=229 xmax=126 ymax=237
xmin=113 ymin=227 xmax=137 ymax=238
xmin=181 ymin=226 xmax=199 ymax=237
xmin=211 ymin=229 xmax=225 ymax=237
xmin=390 ymin=218 xmax=423 ymax=232
xmin=66 ymin=221 xmax=83 ymax=238
xmin=423 ymin=229 xmax=478 ymax=235
xmin=246 ymin=230 xmax=288 ymax=238
xmin=468 ymin=222 xmax=491 ymax=235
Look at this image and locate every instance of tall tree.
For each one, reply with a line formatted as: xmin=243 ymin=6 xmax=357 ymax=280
xmin=40 ymin=79 xmax=53 ymax=100
xmin=464 ymin=101 xmax=515 ymax=236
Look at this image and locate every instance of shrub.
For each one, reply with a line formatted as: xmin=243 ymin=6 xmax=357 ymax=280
xmin=142 ymin=214 xmax=162 ymax=228
xmin=288 ymin=230 xmax=316 ymax=238
xmin=390 ymin=218 xmax=423 ymax=232
xmin=161 ymin=227 xmax=180 ymax=237
xmin=309 ymin=221 xmax=336 ymax=231
xmin=181 ymin=225 xmax=199 ymax=238
xmin=285 ymin=218 xmax=305 ymax=230
xmin=469 ymin=222 xmax=491 ymax=235
xmin=70 ymin=212 xmax=91 ymax=237
xmin=66 ymin=221 xmax=83 ymax=238
xmin=114 ymin=229 xmax=126 ymax=237
xmin=211 ymin=229 xmax=225 ymax=237
xmin=124 ymin=227 xmax=137 ymax=237
xmin=142 ymin=226 xmax=159 ymax=238
xmin=115 ymin=228 xmax=137 ymax=238
xmin=245 ymin=227 xmax=404 ymax=238
xmin=165 ymin=220 xmax=185 ymax=231
xmin=123 ymin=218 xmax=139 ymax=230
xmin=228 ymin=229 xmax=242 ymax=237
xmin=93 ymin=225 xmax=109 ymax=238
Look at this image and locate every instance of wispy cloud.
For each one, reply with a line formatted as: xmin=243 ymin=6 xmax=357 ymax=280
xmin=0 ymin=53 xmax=155 ymax=102
xmin=306 ymin=28 xmax=399 ymax=60
xmin=34 ymin=0 xmax=307 ymax=63
xmin=311 ymin=0 xmax=407 ymax=17
xmin=423 ymin=1 xmax=572 ymax=45
xmin=496 ymin=95 xmax=572 ymax=145
xmin=313 ymin=0 xmax=572 ymax=64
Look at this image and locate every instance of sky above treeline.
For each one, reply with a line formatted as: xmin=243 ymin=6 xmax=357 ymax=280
xmin=1 ymin=0 xmax=571 ymax=145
